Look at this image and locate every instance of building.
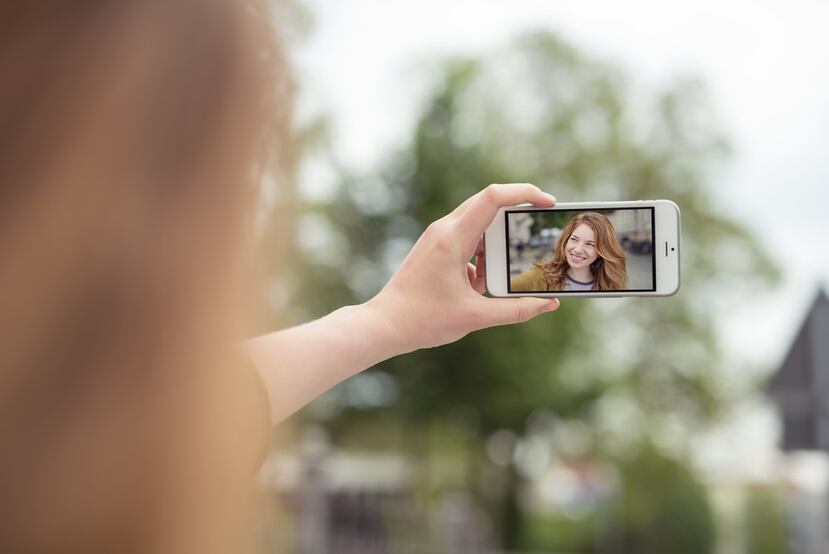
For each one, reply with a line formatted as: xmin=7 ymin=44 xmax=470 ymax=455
xmin=768 ymin=289 xmax=829 ymax=554
xmin=768 ymin=290 xmax=829 ymax=450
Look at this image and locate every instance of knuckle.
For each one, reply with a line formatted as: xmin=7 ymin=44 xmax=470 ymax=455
xmin=424 ymin=219 xmax=447 ymax=237
xmin=517 ymin=183 xmax=538 ymax=197
xmin=514 ymin=303 xmax=537 ymax=323
xmin=435 ymin=234 xmax=455 ymax=254
xmin=483 ymin=184 xmax=500 ymax=201
xmin=424 ymin=219 xmax=454 ymax=249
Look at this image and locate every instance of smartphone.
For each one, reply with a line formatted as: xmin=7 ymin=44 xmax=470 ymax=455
xmin=484 ymin=200 xmax=680 ymax=297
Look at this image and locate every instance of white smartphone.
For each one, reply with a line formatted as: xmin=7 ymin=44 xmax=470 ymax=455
xmin=484 ymin=200 xmax=680 ymax=297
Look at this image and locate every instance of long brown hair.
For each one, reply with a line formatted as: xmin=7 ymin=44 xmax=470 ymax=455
xmin=536 ymin=212 xmax=628 ymax=291
xmin=0 ymin=1 xmax=289 ymax=552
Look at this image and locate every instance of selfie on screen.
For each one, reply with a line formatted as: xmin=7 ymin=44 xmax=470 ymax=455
xmin=507 ymin=209 xmax=655 ymax=293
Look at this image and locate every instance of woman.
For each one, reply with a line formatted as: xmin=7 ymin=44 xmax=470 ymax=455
xmin=511 ymin=212 xmax=628 ymax=292
xmin=0 ymin=2 xmax=560 ymax=553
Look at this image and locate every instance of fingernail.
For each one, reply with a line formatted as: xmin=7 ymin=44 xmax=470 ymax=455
xmin=545 ymin=193 xmax=556 ymax=202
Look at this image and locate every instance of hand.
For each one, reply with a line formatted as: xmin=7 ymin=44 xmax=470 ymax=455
xmin=367 ymin=183 xmax=561 ymax=353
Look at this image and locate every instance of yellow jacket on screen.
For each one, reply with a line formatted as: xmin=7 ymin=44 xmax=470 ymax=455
xmin=510 ymin=267 xmax=551 ymax=292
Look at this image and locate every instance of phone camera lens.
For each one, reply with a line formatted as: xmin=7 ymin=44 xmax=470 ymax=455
xmin=670 ymin=247 xmax=675 ymax=251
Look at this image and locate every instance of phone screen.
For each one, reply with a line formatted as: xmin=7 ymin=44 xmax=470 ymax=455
xmin=506 ymin=207 xmax=656 ymax=293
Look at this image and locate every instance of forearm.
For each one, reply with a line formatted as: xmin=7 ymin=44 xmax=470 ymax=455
xmin=243 ymin=302 xmax=406 ymax=425
xmin=245 ymin=185 xmax=560 ymax=425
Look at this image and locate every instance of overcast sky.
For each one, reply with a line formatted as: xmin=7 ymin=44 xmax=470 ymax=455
xmin=296 ymin=0 xmax=829 ymax=373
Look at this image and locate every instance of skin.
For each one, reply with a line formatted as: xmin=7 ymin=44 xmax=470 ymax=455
xmin=244 ymin=183 xmax=561 ymax=424
xmin=564 ymin=223 xmax=598 ymax=283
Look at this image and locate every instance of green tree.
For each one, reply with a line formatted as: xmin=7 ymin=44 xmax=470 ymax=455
xmin=288 ymin=31 xmax=777 ymax=552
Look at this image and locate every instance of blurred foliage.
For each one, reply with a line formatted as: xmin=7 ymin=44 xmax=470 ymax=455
xmin=518 ymin=512 xmax=599 ymax=553
xmin=281 ymin=30 xmax=779 ymax=552
xmin=602 ymin=446 xmax=715 ymax=554
xmin=744 ymin=487 xmax=789 ymax=554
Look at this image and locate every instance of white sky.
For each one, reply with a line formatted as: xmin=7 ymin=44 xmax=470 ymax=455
xmin=296 ymin=0 xmax=829 ymax=372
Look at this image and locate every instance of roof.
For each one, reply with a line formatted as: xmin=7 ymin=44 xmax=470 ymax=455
xmin=768 ymin=289 xmax=829 ymax=451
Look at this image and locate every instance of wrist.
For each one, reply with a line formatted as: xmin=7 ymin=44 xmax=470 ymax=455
xmin=362 ymin=292 xmax=416 ymax=358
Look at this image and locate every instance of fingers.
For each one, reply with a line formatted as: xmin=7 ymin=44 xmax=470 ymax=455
xmin=467 ymin=263 xmax=486 ymax=294
xmin=465 ymin=238 xmax=487 ymax=294
xmin=473 ymin=237 xmax=485 ymax=260
xmin=473 ymin=241 xmax=486 ymax=287
xmin=455 ymin=184 xmax=555 ymax=249
xmin=474 ymin=296 xmax=560 ymax=329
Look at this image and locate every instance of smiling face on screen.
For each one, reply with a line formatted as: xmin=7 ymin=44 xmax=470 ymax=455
xmin=564 ymin=223 xmax=598 ymax=269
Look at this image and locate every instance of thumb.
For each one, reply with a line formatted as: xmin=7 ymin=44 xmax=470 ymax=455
xmin=475 ymin=296 xmax=560 ymax=329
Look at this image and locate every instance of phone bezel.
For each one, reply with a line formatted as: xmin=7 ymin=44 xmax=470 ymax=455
xmin=484 ymin=200 xmax=681 ymax=297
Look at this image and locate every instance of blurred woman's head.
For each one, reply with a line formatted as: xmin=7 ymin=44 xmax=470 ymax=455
xmin=0 ymin=1 xmax=289 ymax=552
xmin=537 ymin=212 xmax=628 ymax=291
